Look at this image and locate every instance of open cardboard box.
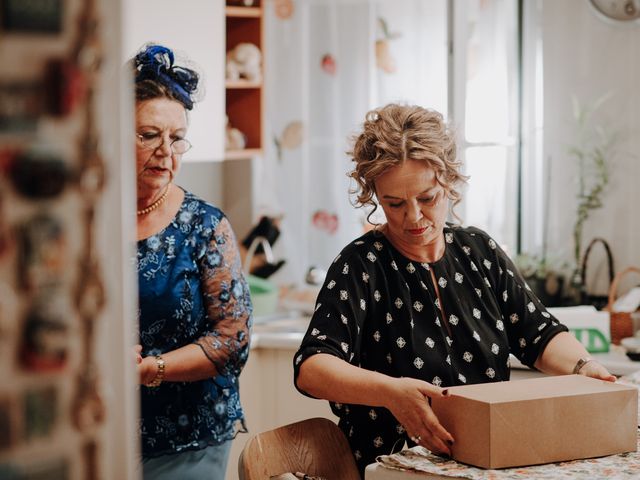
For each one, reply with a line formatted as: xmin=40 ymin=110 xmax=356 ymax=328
xmin=431 ymin=375 xmax=637 ymax=469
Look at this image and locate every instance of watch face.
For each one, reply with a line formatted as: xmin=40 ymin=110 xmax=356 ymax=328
xmin=589 ymin=0 xmax=640 ymax=22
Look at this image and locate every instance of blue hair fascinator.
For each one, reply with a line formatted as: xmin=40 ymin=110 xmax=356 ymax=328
xmin=135 ymin=45 xmax=199 ymax=110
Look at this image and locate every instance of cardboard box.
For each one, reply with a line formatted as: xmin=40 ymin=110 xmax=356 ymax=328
xmin=431 ymin=375 xmax=637 ymax=469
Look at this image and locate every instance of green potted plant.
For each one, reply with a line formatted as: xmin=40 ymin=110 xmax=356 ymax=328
xmin=515 ymin=150 xmax=567 ymax=307
xmin=514 ymin=253 xmax=568 ymax=307
xmin=567 ymin=93 xmax=615 ymax=304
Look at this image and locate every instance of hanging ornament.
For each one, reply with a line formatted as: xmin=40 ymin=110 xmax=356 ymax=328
xmin=312 ymin=210 xmax=339 ymax=235
xmin=10 ymin=150 xmax=71 ymax=199
xmin=274 ymin=0 xmax=294 ymax=20
xmin=0 ymin=190 xmax=12 ymax=259
xmin=23 ymin=386 xmax=59 ymax=440
xmin=45 ymin=58 xmax=87 ymax=116
xmin=321 ymin=53 xmax=337 ymax=75
xmin=19 ymin=290 xmax=69 ymax=372
xmin=17 ymin=213 xmax=67 ymax=292
xmin=274 ymin=120 xmax=304 ymax=162
xmin=376 ymin=17 xmax=401 ymax=74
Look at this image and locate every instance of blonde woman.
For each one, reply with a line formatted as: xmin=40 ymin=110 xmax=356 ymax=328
xmin=294 ymin=104 xmax=614 ymax=475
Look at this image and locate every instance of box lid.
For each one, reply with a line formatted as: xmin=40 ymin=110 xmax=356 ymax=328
xmin=447 ymin=374 xmax=634 ymax=403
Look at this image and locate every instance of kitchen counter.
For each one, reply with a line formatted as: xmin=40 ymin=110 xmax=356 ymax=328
xmin=251 ymin=313 xmax=640 ymax=376
xmin=250 ymin=313 xmax=309 ymax=349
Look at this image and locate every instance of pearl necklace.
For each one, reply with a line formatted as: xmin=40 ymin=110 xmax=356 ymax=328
xmin=137 ymin=185 xmax=170 ymax=216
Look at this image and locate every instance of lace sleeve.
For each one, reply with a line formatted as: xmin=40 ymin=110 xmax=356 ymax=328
xmin=193 ymin=216 xmax=252 ymax=377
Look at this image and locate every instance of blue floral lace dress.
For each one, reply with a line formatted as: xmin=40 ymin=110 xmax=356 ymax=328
xmin=137 ymin=190 xmax=253 ymax=458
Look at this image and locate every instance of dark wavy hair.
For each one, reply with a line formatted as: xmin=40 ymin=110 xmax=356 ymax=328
xmin=348 ymin=104 xmax=468 ymax=225
xmin=132 ymin=44 xmax=201 ymax=110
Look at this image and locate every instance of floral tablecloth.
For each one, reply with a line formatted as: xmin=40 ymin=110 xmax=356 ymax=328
xmin=374 ymin=440 xmax=639 ymax=480
xmin=374 ymin=373 xmax=640 ymax=479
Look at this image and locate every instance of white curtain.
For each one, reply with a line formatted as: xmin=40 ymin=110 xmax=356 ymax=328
xmin=260 ymin=0 xmax=448 ymax=284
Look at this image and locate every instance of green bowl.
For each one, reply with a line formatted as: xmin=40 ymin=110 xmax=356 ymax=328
xmin=247 ymin=274 xmax=278 ymax=317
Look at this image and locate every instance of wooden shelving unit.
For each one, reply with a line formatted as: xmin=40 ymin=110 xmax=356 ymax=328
xmin=225 ymin=2 xmax=264 ymax=160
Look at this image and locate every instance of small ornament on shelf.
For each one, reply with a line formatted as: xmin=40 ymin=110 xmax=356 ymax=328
xmin=226 ymin=43 xmax=262 ymax=82
xmin=227 ymin=0 xmax=257 ymax=6
xmin=225 ymin=116 xmax=247 ymax=151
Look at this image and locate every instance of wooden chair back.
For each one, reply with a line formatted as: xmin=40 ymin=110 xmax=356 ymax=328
xmin=238 ymin=417 xmax=360 ymax=480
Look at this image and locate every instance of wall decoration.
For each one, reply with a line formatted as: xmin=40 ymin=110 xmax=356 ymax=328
xmin=68 ymin=0 xmax=108 ymax=439
xmin=0 ymin=282 xmax=18 ymax=353
xmin=312 ymin=210 xmax=339 ymax=235
xmin=274 ymin=0 xmax=294 ymax=20
xmin=2 ymin=0 xmax=111 ymax=474
xmin=0 ymin=83 xmax=44 ymax=134
xmin=320 ymin=53 xmax=336 ymax=75
xmin=10 ymin=150 xmax=71 ymax=199
xmin=45 ymin=59 xmax=87 ymax=116
xmin=23 ymin=386 xmax=58 ymax=441
xmin=274 ymin=120 xmax=304 ymax=162
xmin=0 ymin=396 xmax=16 ymax=451
xmin=19 ymin=290 xmax=69 ymax=372
xmin=1 ymin=0 xmax=63 ymax=33
xmin=376 ymin=17 xmax=401 ymax=74
xmin=17 ymin=214 xmax=66 ymax=292
xmin=0 ymin=191 xmax=12 ymax=259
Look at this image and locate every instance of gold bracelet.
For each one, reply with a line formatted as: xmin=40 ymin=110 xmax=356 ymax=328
xmin=572 ymin=356 xmax=593 ymax=375
xmin=145 ymin=355 xmax=165 ymax=387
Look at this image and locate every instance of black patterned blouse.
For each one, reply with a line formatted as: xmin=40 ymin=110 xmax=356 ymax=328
xmin=293 ymin=225 xmax=567 ymax=474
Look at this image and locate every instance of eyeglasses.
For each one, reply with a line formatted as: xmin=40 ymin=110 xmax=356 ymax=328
xmin=137 ymin=133 xmax=192 ymax=154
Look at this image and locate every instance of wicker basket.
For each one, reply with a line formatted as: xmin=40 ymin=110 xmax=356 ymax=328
xmin=605 ymin=266 xmax=640 ymax=345
xmin=579 ymin=237 xmax=615 ymax=310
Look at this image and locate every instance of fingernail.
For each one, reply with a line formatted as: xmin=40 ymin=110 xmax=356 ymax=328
xmin=447 ymin=440 xmax=454 ymax=446
xmin=442 ymin=389 xmax=449 ymax=396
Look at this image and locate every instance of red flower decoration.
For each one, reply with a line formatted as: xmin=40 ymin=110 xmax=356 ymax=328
xmin=321 ymin=54 xmax=336 ymax=75
xmin=312 ymin=210 xmax=339 ymax=235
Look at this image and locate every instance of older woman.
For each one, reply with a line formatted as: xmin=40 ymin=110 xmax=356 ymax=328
xmin=132 ymin=44 xmax=252 ymax=480
xmin=293 ymin=104 xmax=614 ymax=475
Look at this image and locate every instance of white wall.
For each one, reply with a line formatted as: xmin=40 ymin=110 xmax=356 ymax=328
xmin=123 ymin=0 xmax=225 ymax=162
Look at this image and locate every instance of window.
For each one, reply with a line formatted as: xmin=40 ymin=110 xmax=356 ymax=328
xmin=450 ymin=0 xmax=520 ymax=251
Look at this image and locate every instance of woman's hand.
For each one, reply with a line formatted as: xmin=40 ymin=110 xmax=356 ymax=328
xmin=134 ymin=344 xmax=143 ymax=364
xmin=134 ymin=345 xmax=158 ymax=385
xmin=535 ymin=332 xmax=616 ymax=382
xmin=578 ymin=359 xmax=616 ymax=382
xmin=383 ymin=377 xmax=454 ymax=455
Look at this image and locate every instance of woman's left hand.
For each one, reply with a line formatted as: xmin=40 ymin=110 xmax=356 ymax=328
xmin=134 ymin=344 xmax=143 ymax=364
xmin=578 ymin=360 xmax=616 ymax=382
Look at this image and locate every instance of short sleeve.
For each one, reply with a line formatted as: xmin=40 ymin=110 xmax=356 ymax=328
xmin=480 ymin=232 xmax=568 ymax=367
xmin=293 ymin=250 xmax=371 ymax=397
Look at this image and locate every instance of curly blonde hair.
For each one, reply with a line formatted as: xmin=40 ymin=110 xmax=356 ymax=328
xmin=348 ymin=104 xmax=467 ymax=224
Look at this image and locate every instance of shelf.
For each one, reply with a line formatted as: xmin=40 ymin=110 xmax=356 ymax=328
xmin=226 ymin=80 xmax=262 ymax=89
xmin=225 ymin=6 xmax=262 ymax=18
xmin=226 ymin=2 xmax=263 ymax=160
xmin=225 ymin=148 xmax=263 ymax=160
